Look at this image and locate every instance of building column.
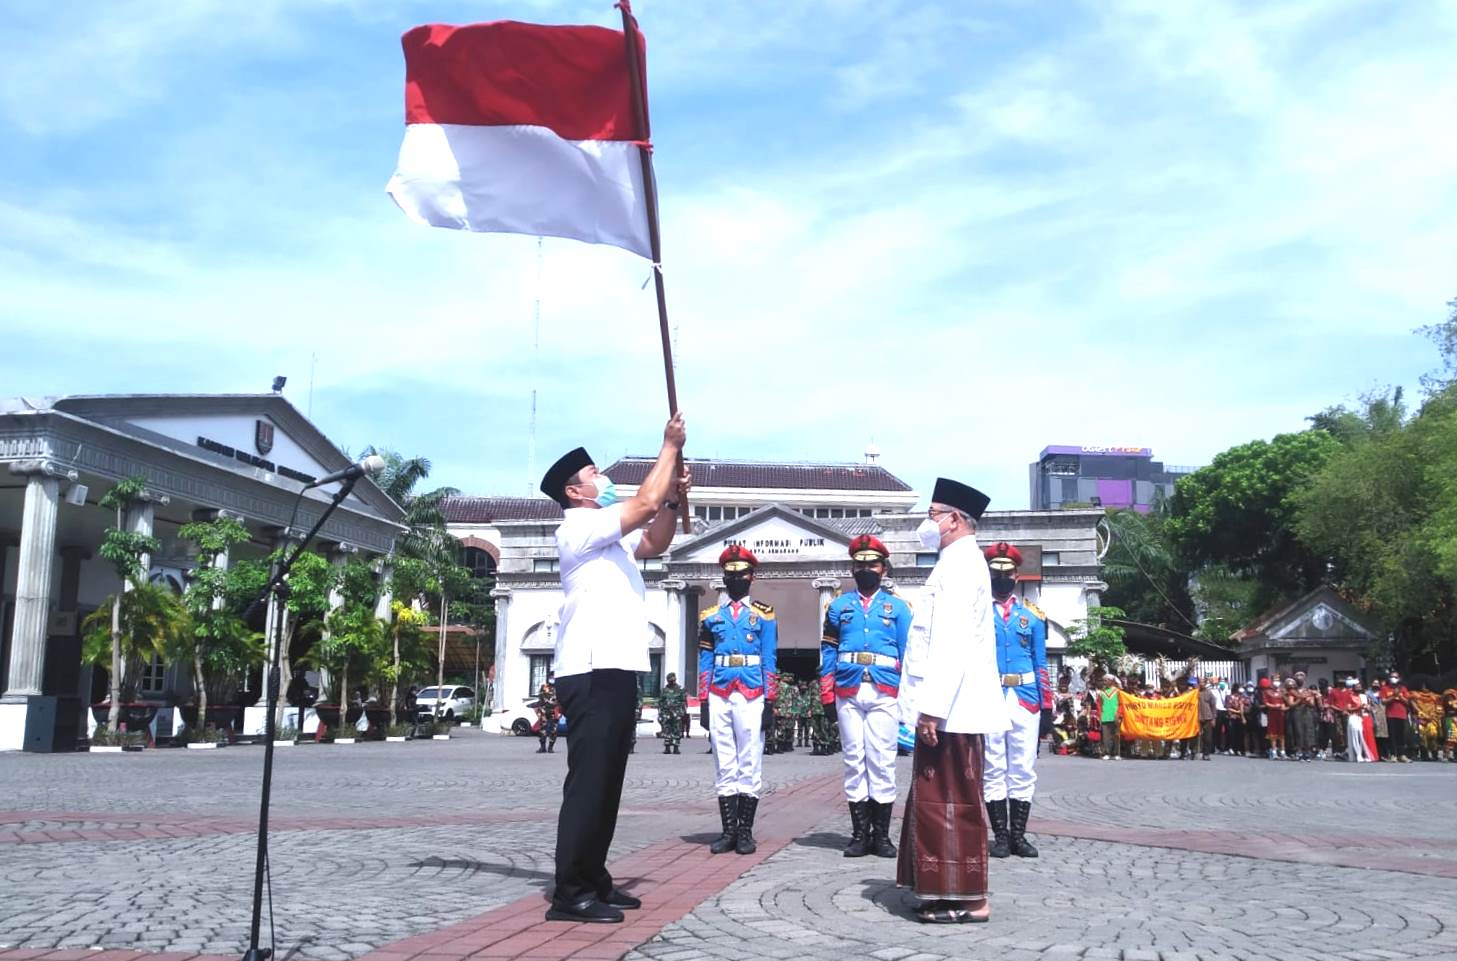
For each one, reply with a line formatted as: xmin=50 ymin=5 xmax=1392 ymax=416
xmin=661 ymin=578 xmax=686 ymax=687
xmin=0 ymin=462 xmax=74 ymax=751
xmin=490 ymin=587 xmax=511 ymax=715
xmin=711 ymin=578 xmax=728 ymax=610
xmin=812 ymin=576 xmax=841 ymax=630
xmin=2 ymin=462 xmax=73 ymax=701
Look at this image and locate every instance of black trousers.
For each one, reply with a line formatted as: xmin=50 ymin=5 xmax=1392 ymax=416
xmin=1387 ymin=716 xmax=1408 ymax=757
xmin=553 ymin=668 xmax=637 ymax=905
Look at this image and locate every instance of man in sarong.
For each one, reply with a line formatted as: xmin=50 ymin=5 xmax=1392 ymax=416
xmin=897 ymin=477 xmax=1011 ymax=924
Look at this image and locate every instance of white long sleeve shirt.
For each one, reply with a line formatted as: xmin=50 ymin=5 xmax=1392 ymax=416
xmin=903 ymin=534 xmax=1012 ymax=735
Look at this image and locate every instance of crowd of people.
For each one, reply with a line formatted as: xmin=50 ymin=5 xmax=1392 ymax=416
xmin=1049 ymin=669 xmax=1457 ymax=763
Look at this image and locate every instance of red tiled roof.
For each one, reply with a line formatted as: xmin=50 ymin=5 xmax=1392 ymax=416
xmin=442 ymin=496 xmax=563 ymax=524
xmin=600 ymin=457 xmax=913 ymax=493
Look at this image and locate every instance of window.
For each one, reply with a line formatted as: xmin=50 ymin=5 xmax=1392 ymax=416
xmin=639 ymin=557 xmax=664 ymax=572
xmin=140 ymin=654 xmax=166 ymax=695
xmin=916 ymin=552 xmax=939 ymax=567
xmin=528 ymin=654 xmax=552 ymax=694
xmin=642 ymin=656 xmax=663 ymax=699
xmin=532 ymin=558 xmax=560 ymax=573
xmin=460 ymin=546 xmax=496 ymax=579
xmin=815 ymin=508 xmax=830 ymax=518
xmin=1043 ymin=552 xmax=1060 ymax=566
xmin=694 ymin=505 xmax=709 ymax=520
xmin=708 ymin=506 xmax=722 ymax=521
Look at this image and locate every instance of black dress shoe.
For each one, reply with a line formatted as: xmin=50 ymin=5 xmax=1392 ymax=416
xmin=599 ymin=888 xmax=642 ymax=909
xmin=544 ymin=898 xmax=624 ymax=923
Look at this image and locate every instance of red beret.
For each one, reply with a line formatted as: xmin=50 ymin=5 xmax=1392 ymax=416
xmin=983 ymin=541 xmax=1023 ymax=567
xmin=718 ymin=544 xmax=758 ymax=572
xmin=848 ymin=534 xmax=889 ymax=561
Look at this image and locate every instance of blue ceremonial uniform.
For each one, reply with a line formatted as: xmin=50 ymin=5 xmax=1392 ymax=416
xmin=819 ymin=590 xmax=911 ymax=701
xmin=993 ymin=597 xmax=1052 ymax=714
xmin=698 ymin=600 xmax=779 ymax=702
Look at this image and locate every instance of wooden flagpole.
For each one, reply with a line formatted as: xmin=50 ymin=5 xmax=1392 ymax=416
xmin=617 ymin=1 xmax=691 ymax=533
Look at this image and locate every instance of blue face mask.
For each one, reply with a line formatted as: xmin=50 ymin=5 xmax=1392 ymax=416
xmin=591 ymin=475 xmax=618 ymax=508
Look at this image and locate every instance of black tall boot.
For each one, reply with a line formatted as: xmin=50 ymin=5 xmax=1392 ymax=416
xmin=663 ymin=742 xmax=672 ymax=754
xmin=868 ymin=800 xmax=897 ymax=858
xmin=735 ymin=795 xmax=759 ymax=855
xmin=709 ymin=795 xmax=739 ymax=854
xmin=537 ymin=735 xmax=547 ymax=754
xmin=842 ymin=800 xmax=870 ymax=858
xmin=1009 ymin=798 xmax=1039 ymax=858
xmin=986 ymin=798 xmax=1011 ymax=859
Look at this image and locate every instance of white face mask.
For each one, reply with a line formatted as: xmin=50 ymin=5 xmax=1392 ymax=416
xmin=916 ymin=516 xmax=943 ymax=551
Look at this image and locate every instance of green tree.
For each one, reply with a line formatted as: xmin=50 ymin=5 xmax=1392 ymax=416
xmin=1101 ymin=506 xmax=1196 ymax=631
xmin=81 ymin=583 xmax=190 ymax=720
xmin=1068 ymin=605 xmax=1128 ymax=672
xmin=1166 ymin=430 xmax=1340 ymax=607
xmin=95 ymin=477 xmax=162 ymax=733
xmin=366 ymin=448 xmax=460 ymax=561
xmin=1297 ymin=385 xmax=1457 ymax=673
xmin=176 ymin=515 xmax=262 ymax=733
xmin=233 ymin=548 xmax=335 ymax=729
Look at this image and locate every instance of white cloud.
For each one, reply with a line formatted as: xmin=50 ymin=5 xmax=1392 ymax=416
xmin=1 ymin=0 xmax=1452 ymax=507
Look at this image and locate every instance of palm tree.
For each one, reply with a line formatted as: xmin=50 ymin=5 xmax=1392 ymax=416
xmin=365 ymin=449 xmax=460 ymax=561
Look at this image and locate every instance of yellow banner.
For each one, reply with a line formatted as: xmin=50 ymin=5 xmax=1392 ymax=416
xmin=1119 ymin=689 xmax=1199 ymax=740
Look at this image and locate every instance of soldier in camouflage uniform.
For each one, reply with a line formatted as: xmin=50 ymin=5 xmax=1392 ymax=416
xmin=659 ymin=672 xmax=687 ymax=754
xmin=797 ymin=679 xmax=814 ymax=747
xmin=775 ymin=675 xmax=799 ymax=752
xmin=534 ymin=680 xmax=559 ymax=754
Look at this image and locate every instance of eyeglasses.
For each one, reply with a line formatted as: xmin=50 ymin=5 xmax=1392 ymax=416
xmin=926 ymin=508 xmax=957 ymax=520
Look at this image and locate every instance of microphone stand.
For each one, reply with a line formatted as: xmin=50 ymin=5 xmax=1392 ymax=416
xmin=242 ymin=474 xmax=362 ymax=961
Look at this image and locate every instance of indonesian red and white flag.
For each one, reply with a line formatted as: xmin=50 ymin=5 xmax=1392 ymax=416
xmin=385 ymin=20 xmax=652 ymax=258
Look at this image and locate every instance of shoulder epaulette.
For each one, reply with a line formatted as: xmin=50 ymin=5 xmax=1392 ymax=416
xmin=699 ymin=605 xmax=720 ymax=621
xmin=1025 ymin=602 xmax=1047 ymax=621
xmin=751 ymin=599 xmax=775 ymax=618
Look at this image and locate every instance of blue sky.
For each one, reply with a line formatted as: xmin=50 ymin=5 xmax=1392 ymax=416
xmin=2 ymin=0 xmax=1451 ymax=509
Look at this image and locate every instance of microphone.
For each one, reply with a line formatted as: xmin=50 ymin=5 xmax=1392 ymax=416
xmin=304 ymin=454 xmax=386 ymax=489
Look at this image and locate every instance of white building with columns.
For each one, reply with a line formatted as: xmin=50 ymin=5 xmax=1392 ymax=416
xmin=0 ymin=394 xmax=405 ymax=752
xmin=443 ymin=456 xmax=1108 ymax=721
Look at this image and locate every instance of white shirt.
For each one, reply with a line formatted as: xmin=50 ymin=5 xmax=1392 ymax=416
xmin=903 ymin=534 xmax=1011 ymax=735
xmin=552 ymin=504 xmax=650 ymax=678
xmin=1212 ymin=686 xmax=1228 ymax=710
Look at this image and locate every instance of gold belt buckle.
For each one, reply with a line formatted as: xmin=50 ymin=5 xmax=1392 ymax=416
xmin=728 ymin=655 xmax=745 ymax=667
xmin=1002 ymin=673 xmax=1021 ymax=686
xmin=855 ymin=652 xmax=874 ymax=666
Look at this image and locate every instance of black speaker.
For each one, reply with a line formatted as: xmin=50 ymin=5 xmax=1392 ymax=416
xmin=23 ymin=695 xmax=79 ymax=752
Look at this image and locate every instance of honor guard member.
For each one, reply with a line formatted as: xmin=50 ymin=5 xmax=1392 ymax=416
xmin=821 ymin=534 xmax=912 ymax=859
xmin=982 ymin=542 xmax=1052 ymax=859
xmin=698 ymin=545 xmax=778 ymax=855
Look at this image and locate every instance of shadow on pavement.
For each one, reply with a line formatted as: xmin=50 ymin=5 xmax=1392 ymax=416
xmin=793 ymin=831 xmax=850 ymax=851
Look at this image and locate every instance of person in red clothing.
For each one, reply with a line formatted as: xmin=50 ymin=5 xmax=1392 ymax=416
xmin=1380 ymin=673 xmax=1414 ymax=763
xmin=1260 ymin=677 xmax=1286 ymax=759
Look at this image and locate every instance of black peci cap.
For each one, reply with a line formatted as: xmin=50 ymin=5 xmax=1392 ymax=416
xmin=930 ymin=477 xmax=990 ymax=520
xmin=541 ymin=447 xmax=593 ymax=508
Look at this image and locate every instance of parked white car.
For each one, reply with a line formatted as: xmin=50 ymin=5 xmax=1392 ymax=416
xmin=414 ymin=685 xmax=475 ymax=724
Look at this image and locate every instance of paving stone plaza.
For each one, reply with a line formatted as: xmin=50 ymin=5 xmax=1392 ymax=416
xmin=3 ymin=731 xmax=1457 ymax=961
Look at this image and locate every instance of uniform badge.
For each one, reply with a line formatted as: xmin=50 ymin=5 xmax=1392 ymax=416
xmin=748 ymin=614 xmax=759 ymax=628
xmin=883 ymin=602 xmax=893 ymax=615
xmin=1019 ymin=616 xmax=1029 ymax=628
xmin=747 ymin=633 xmax=755 ymax=643
xmin=882 ymin=618 xmax=893 ymax=627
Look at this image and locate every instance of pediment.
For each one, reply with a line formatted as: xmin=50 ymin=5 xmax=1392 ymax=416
xmin=51 ymin=394 xmax=402 ymax=521
xmin=673 ymin=504 xmax=853 ymax=564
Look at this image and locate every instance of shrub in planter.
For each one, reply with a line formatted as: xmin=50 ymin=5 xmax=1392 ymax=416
xmin=91 ymin=728 xmax=146 ymax=751
xmin=175 ymin=726 xmax=226 ymax=747
xmin=385 ymin=722 xmax=413 ymax=742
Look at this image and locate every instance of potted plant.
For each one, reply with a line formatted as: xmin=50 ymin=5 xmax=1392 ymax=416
xmin=175 ymin=516 xmax=267 ymax=744
xmin=82 ymin=582 xmax=190 ymax=745
xmin=87 ymin=477 xmax=180 ymax=740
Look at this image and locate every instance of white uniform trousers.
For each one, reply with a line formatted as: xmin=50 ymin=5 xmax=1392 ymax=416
xmin=983 ymin=687 xmax=1040 ymax=802
xmin=836 ymin=684 xmax=899 ymax=803
xmin=1346 ymin=713 xmax=1372 ymax=762
xmin=710 ymin=690 xmax=764 ymax=798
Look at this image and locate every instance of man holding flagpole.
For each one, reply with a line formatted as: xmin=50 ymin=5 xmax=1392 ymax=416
xmin=538 ymin=415 xmax=690 ymax=923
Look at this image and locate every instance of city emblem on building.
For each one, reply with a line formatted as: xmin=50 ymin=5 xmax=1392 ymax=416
xmin=255 ymin=419 xmax=275 ymax=455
